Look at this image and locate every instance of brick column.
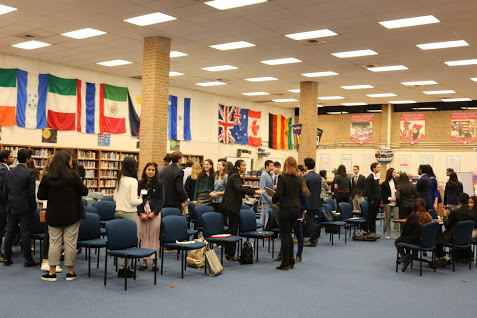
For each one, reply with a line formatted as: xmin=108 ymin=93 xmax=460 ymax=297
xmin=379 ymin=103 xmax=392 ymax=180
xmin=298 ymin=81 xmax=318 ymax=164
xmin=139 ymin=36 xmax=171 ymax=171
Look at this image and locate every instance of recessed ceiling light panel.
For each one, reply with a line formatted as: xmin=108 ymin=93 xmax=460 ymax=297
xmin=442 ymin=98 xmax=472 ymax=102
xmin=423 ymin=90 xmax=456 ymax=95
xmin=210 ymin=41 xmax=255 ymax=50
xmin=61 ymin=28 xmax=106 ymax=39
xmin=342 ymin=102 xmax=367 ymax=106
xmin=169 ymin=71 xmax=184 ymax=76
xmin=97 ymin=59 xmax=133 ymax=66
xmin=332 ymin=49 xmax=377 ymax=58
xmin=261 ymin=58 xmax=301 ymax=65
xmin=242 ymin=92 xmax=270 ymax=96
xmin=285 ymin=29 xmax=337 ymax=40
xmin=445 ymin=59 xmax=477 ymax=66
xmin=318 ymin=96 xmax=345 ymax=100
xmin=170 ymin=51 xmax=188 ymax=58
xmin=12 ymin=40 xmax=51 ymax=50
xmin=389 ymin=100 xmax=417 ymax=104
xmin=245 ymin=77 xmax=278 ymax=82
xmin=201 ymin=65 xmax=238 ymax=71
xmin=368 ymin=65 xmax=408 ymax=72
xmin=205 ymin=0 xmax=267 ymax=10
xmin=0 ymin=4 xmax=17 ymax=15
xmin=272 ymin=99 xmax=297 ymax=102
xmin=302 ymin=71 xmax=338 ymax=77
xmin=288 ymin=89 xmax=300 ymax=93
xmin=124 ymin=12 xmax=176 ymax=26
xmin=196 ymin=81 xmax=226 ymax=86
xmin=401 ymin=80 xmax=437 ymax=86
xmin=379 ymin=15 xmax=440 ymax=29
xmin=342 ymin=85 xmax=374 ymax=89
xmin=367 ymin=93 xmax=397 ymax=97
xmin=417 ymin=40 xmax=468 ymax=50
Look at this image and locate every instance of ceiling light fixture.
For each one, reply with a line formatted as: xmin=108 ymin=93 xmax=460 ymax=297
xmin=445 ymin=59 xmax=477 ymax=66
xmin=442 ymin=98 xmax=472 ymax=102
xmin=285 ymin=29 xmax=337 ymax=40
xmin=332 ymin=49 xmax=378 ymax=58
xmin=367 ymin=93 xmax=397 ymax=97
xmin=317 ymin=104 xmax=324 ymax=107
xmin=342 ymin=85 xmax=374 ymax=89
xmin=169 ymin=71 xmax=184 ymax=76
xmin=401 ymin=80 xmax=437 ymax=86
xmin=367 ymin=110 xmax=382 ymax=113
xmin=327 ymin=111 xmax=348 ymax=115
xmin=471 ymin=78 xmax=477 ymax=82
xmin=245 ymin=77 xmax=278 ymax=82
xmin=170 ymin=51 xmax=188 ymax=58
xmin=302 ymin=71 xmax=338 ymax=77
xmin=272 ymin=99 xmax=297 ymax=102
xmin=423 ymin=90 xmax=456 ymax=95
xmin=205 ymin=0 xmax=267 ymax=10
xmin=261 ymin=57 xmax=301 ymax=65
xmin=318 ymin=96 xmax=345 ymax=100
xmin=460 ymin=107 xmax=477 ymax=110
xmin=196 ymin=81 xmax=226 ymax=86
xmin=342 ymin=102 xmax=367 ymax=106
xmin=368 ymin=65 xmax=408 ymax=72
xmin=61 ymin=28 xmax=106 ymax=39
xmin=242 ymin=92 xmax=270 ymax=96
xmin=201 ymin=65 xmax=238 ymax=71
xmin=417 ymin=40 xmax=468 ymax=50
xmin=210 ymin=41 xmax=255 ymax=50
xmin=97 ymin=59 xmax=133 ymax=66
xmin=0 ymin=4 xmax=17 ymax=15
xmin=390 ymin=100 xmax=417 ymax=104
xmin=379 ymin=15 xmax=440 ymax=29
xmin=11 ymin=40 xmax=51 ymax=50
xmin=124 ymin=12 xmax=176 ymax=26
xmin=288 ymin=89 xmax=300 ymax=93
xmin=412 ymin=107 xmax=437 ymax=110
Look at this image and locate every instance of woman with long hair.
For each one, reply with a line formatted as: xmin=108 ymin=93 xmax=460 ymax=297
xmin=38 ymin=150 xmax=88 ymax=281
xmin=394 ymin=198 xmax=432 ymax=272
xmin=193 ymin=159 xmax=215 ymax=206
xmin=272 ymin=157 xmax=303 ymax=270
xmin=396 ymin=173 xmax=418 ymax=219
xmin=444 ymin=172 xmax=463 ymax=211
xmin=427 ymin=165 xmax=442 ymax=213
xmin=210 ymin=159 xmax=229 ymax=212
xmin=137 ymin=162 xmax=164 ymax=272
xmin=382 ymin=168 xmax=399 ymax=239
xmin=319 ymin=170 xmax=330 ymax=202
xmin=333 ymin=164 xmax=350 ymax=214
xmin=114 ymin=156 xmax=143 ymax=278
xmin=296 ymin=165 xmax=310 ymax=262
xmin=184 ymin=162 xmax=201 ymax=201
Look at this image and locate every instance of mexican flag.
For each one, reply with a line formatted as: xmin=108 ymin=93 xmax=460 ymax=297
xmin=100 ymin=84 xmax=127 ymax=134
xmin=0 ymin=68 xmax=27 ymax=126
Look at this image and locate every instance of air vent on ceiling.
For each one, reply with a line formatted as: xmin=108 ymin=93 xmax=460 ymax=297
xmin=255 ymin=100 xmax=273 ymax=103
xmin=131 ymin=75 xmax=142 ymax=79
xmin=359 ymin=64 xmax=379 ymax=69
xmin=299 ymin=39 xmax=328 ymax=45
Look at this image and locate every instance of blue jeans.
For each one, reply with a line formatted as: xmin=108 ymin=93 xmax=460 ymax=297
xmin=261 ymin=203 xmax=270 ymax=230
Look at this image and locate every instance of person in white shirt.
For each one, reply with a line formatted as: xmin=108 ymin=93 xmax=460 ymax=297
xmin=182 ymin=159 xmax=193 ymax=186
xmin=350 ymin=165 xmax=366 ymax=212
xmin=381 ymin=168 xmax=399 ymax=239
xmin=114 ymin=156 xmax=143 ymax=278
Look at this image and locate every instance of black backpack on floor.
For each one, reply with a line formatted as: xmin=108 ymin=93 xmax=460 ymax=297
xmin=240 ymin=241 xmax=254 ymax=264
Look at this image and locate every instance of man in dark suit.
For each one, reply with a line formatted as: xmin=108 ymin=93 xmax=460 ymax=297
xmin=159 ymin=151 xmax=188 ymax=209
xmin=350 ymin=165 xmax=366 ymax=212
xmin=0 ymin=150 xmax=15 ymax=262
xmin=364 ymin=162 xmax=381 ymax=237
xmin=303 ymin=158 xmax=322 ymax=247
xmin=3 ymin=149 xmax=40 ymax=266
xmin=416 ymin=164 xmax=432 ymax=210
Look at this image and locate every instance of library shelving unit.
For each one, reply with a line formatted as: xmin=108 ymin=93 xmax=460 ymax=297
xmin=241 ymin=176 xmax=260 ymax=189
xmin=167 ymin=153 xmax=204 ymax=167
xmin=0 ymin=144 xmax=138 ymax=197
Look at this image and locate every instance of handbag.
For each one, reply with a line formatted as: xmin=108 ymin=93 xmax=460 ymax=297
xmin=186 ymin=237 xmax=207 ymax=268
xmin=204 ymin=245 xmax=223 ymax=276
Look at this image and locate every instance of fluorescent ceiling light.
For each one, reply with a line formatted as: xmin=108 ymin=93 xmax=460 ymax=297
xmin=367 ymin=110 xmax=382 ymax=113
xmin=261 ymin=58 xmax=301 ymax=65
xmin=402 ymin=80 xmax=437 ymax=86
xmin=97 ymin=59 xmax=133 ymax=66
xmin=318 ymin=96 xmax=345 ymax=100
xmin=245 ymin=77 xmax=277 ymax=82
xmin=210 ymin=41 xmax=255 ymax=50
xmin=390 ymin=100 xmax=417 ymax=104
xmin=445 ymin=59 xmax=477 ymax=66
xmin=302 ymin=71 xmax=338 ymax=77
xmin=242 ymin=92 xmax=269 ymax=96
xmin=196 ymin=81 xmax=226 ymax=86
xmin=368 ymin=65 xmax=408 ymax=72
xmin=442 ymin=98 xmax=472 ymax=102
xmin=412 ymin=107 xmax=437 ymax=110
xmin=170 ymin=51 xmax=188 ymax=58
xmin=12 ymin=40 xmax=51 ymax=50
xmin=61 ymin=28 xmax=106 ymax=39
xmin=317 ymin=104 xmax=324 ymax=107
xmin=169 ymin=71 xmax=184 ymax=76
xmin=471 ymin=78 xmax=477 ymax=82
xmin=205 ymin=0 xmax=266 ymax=10
xmin=342 ymin=102 xmax=367 ymax=106
xmin=367 ymin=93 xmax=397 ymax=97
xmin=272 ymin=99 xmax=297 ymax=102
xmin=342 ymin=85 xmax=374 ymax=90
xmin=327 ymin=111 xmax=348 ymax=115
xmin=288 ymin=89 xmax=300 ymax=93
xmin=423 ymin=90 xmax=456 ymax=95
xmin=460 ymin=107 xmax=477 ymax=110
xmin=332 ymin=49 xmax=377 ymax=58
xmin=285 ymin=29 xmax=337 ymax=40
xmin=417 ymin=40 xmax=468 ymax=50
xmin=202 ymin=65 xmax=238 ymax=71
xmin=124 ymin=12 xmax=176 ymax=26
xmin=379 ymin=15 xmax=440 ymax=29
xmin=0 ymin=4 xmax=17 ymax=15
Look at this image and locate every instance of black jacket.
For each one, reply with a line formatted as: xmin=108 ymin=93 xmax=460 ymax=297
xmin=396 ymin=182 xmax=418 ymax=208
xmin=3 ymin=164 xmax=37 ymax=215
xmin=440 ymin=205 xmax=477 ymax=242
xmin=272 ymin=174 xmax=303 ymax=208
xmin=184 ymin=176 xmax=197 ymax=201
xmin=400 ymin=213 xmax=423 ymax=242
xmin=159 ymin=163 xmax=188 ymax=208
xmin=38 ymin=172 xmax=88 ymax=227
xmin=365 ymin=173 xmax=381 ymax=203
xmin=381 ymin=179 xmax=398 ymax=205
xmin=444 ymin=183 xmax=463 ymax=206
xmin=137 ymin=179 xmax=165 ymax=215
xmin=350 ymin=174 xmax=366 ymax=198
xmin=303 ymin=171 xmax=322 ymax=210
xmin=220 ymin=171 xmax=255 ymax=215
xmin=416 ymin=174 xmax=432 ymax=209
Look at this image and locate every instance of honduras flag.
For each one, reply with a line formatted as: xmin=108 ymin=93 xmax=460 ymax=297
xmin=168 ymin=95 xmax=191 ymax=141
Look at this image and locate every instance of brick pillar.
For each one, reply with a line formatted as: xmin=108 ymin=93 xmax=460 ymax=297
xmin=379 ymin=103 xmax=391 ymax=180
xmin=298 ymin=81 xmax=318 ymax=164
xmin=139 ymin=36 xmax=171 ymax=171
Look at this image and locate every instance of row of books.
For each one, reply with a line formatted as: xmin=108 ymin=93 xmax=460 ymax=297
xmin=33 ymin=158 xmax=47 ymax=168
xmin=100 ymin=180 xmax=117 ymax=187
xmin=100 ymin=170 xmax=118 ymax=178
xmin=79 ymin=150 xmax=97 ymax=159
xmin=79 ymin=160 xmax=96 ymax=168
xmin=100 ymin=162 xmax=119 ymax=169
xmin=101 ymin=189 xmax=114 ymax=196
xmin=121 ymin=153 xmax=138 ymax=161
xmin=243 ymin=180 xmax=259 ymax=187
xmin=32 ymin=149 xmax=52 ymax=158
xmin=100 ymin=152 xmax=120 ymax=160
xmin=3 ymin=146 xmax=18 ymax=156
xmin=84 ymin=180 xmax=98 ymax=188
xmin=183 ymin=156 xmax=202 ymax=163
xmin=84 ymin=170 xmax=95 ymax=179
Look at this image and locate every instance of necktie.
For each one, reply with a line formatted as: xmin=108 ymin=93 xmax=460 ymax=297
xmin=274 ymin=176 xmax=277 ymax=185
xmin=355 ymin=176 xmax=358 ymax=186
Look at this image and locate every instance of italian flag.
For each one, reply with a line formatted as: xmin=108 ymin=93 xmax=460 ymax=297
xmin=268 ymin=114 xmax=293 ymax=150
xmin=0 ymin=68 xmax=27 ymax=126
xmin=99 ymin=84 xmax=127 ymax=134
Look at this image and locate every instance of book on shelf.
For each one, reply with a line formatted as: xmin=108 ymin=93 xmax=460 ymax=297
xmin=79 ymin=150 xmax=96 ymax=159
xmin=101 ymin=152 xmax=119 ymax=160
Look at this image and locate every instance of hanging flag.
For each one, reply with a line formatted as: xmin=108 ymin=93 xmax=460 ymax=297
xmin=268 ymin=113 xmax=293 ymax=150
xmin=77 ymin=82 xmax=97 ymax=133
xmin=129 ymin=91 xmax=140 ymax=137
xmin=100 ymin=83 xmax=127 ymax=134
xmin=232 ymin=107 xmax=248 ymax=144
xmin=0 ymin=68 xmax=27 ymax=126
xmin=218 ymin=104 xmax=235 ymax=143
xmin=248 ymin=110 xmax=262 ymax=146
xmin=291 ymin=124 xmax=302 ymax=145
xmin=168 ymin=95 xmax=191 ymax=141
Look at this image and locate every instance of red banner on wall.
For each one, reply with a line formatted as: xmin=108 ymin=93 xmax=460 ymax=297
xmin=451 ymin=112 xmax=477 ymax=144
xmin=400 ymin=113 xmax=425 ymax=144
xmin=350 ymin=114 xmax=373 ymax=144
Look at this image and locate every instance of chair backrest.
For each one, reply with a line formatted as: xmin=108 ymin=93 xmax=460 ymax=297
xmin=105 ymin=219 xmax=138 ymax=250
xmin=454 ymin=220 xmax=475 ymax=245
xmin=241 ymin=204 xmax=251 ymax=211
xmin=101 ymin=196 xmax=115 ymax=202
xmin=420 ymin=221 xmax=440 ymax=248
xmin=320 ymin=204 xmax=333 ymax=222
xmin=195 ymin=205 xmax=214 ymax=228
xmin=92 ymin=201 xmax=116 ymax=221
xmin=338 ymin=202 xmax=353 ymax=220
xmin=161 ymin=207 xmax=182 ymax=219
xmin=87 ymin=191 xmax=103 ymax=198
xmin=202 ymin=212 xmax=224 ymax=237
xmin=359 ymin=201 xmax=368 ymax=218
xmin=32 ymin=208 xmax=44 ymax=235
xmin=82 ymin=198 xmax=88 ymax=206
xmin=325 ymin=199 xmax=336 ymax=211
xmin=78 ymin=213 xmax=101 ymax=241
xmin=239 ymin=210 xmax=257 ymax=233
xmin=84 ymin=206 xmax=97 ymax=215
xmin=429 ymin=211 xmax=438 ymax=219
xmin=188 ymin=201 xmax=196 ymax=220
xmin=348 ymin=198 xmax=354 ymax=208
xmin=162 ymin=215 xmax=188 ymax=243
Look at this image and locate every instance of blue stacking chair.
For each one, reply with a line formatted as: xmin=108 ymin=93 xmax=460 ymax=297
xmin=188 ymin=201 xmax=197 ymax=221
xmin=359 ymin=200 xmax=383 ymax=234
xmin=84 ymin=206 xmax=103 ymax=236
xmin=194 ymin=205 xmax=214 ymax=232
xmin=161 ymin=207 xmax=181 ymax=218
xmin=241 ymin=204 xmax=251 ymax=211
xmin=82 ymin=198 xmax=88 ymax=206
xmin=439 ymin=220 xmax=475 ymax=272
xmin=202 ymin=212 xmax=242 ymax=264
xmin=321 ymin=203 xmax=348 ymax=245
xmin=161 ymin=216 xmax=207 ymax=279
xmin=77 ymin=213 xmax=107 ymax=277
xmin=104 ymin=219 xmax=157 ymax=290
xmin=239 ymin=210 xmax=274 ymax=261
xmin=340 ymin=202 xmax=366 ymax=241
xmin=325 ymin=199 xmax=336 ymax=212
xmin=396 ymin=221 xmax=440 ymax=276
xmin=101 ymin=196 xmax=115 ymax=202
xmin=92 ymin=201 xmax=116 ymax=226
xmin=31 ymin=208 xmax=45 ymax=260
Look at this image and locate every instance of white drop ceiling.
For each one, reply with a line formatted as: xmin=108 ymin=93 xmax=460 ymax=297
xmin=1 ymin=0 xmax=477 ymax=108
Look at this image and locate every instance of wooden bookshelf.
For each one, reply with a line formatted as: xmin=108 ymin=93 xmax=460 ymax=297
xmin=241 ymin=176 xmax=260 ymax=189
xmin=167 ymin=153 xmax=204 ymax=167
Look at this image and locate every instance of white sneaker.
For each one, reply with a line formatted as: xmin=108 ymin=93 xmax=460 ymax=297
xmin=41 ymin=263 xmax=63 ymax=272
xmin=386 ymin=235 xmax=391 ymax=239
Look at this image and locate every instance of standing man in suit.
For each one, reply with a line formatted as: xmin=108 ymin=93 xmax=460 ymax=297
xmin=0 ymin=150 xmax=15 ymax=262
xmin=364 ymin=162 xmax=381 ymax=237
xmin=350 ymin=165 xmax=366 ymax=212
xmin=271 ymin=161 xmax=281 ymax=189
xmin=303 ymin=158 xmax=322 ymax=247
xmin=416 ymin=164 xmax=432 ymax=211
xmin=159 ymin=151 xmax=188 ymax=209
xmin=3 ymin=149 xmax=40 ymax=267
xmin=259 ymin=160 xmax=274 ymax=230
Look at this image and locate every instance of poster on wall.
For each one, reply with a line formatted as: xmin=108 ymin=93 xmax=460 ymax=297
xmin=98 ymin=133 xmax=111 ymax=147
xmin=447 ymin=156 xmax=460 ymax=172
xmin=451 ymin=112 xmax=477 ymax=144
xmin=350 ymin=115 xmax=373 ymax=144
xmin=398 ymin=155 xmax=411 ymax=174
xmin=400 ymin=113 xmax=425 ymax=144
xmin=420 ymin=155 xmax=433 ymax=166
xmin=291 ymin=124 xmax=301 ymax=146
xmin=41 ymin=128 xmax=57 ymax=143
xmin=341 ymin=154 xmax=352 ymax=172
xmin=362 ymin=154 xmax=374 ymax=174
xmin=320 ymin=154 xmax=331 ymax=172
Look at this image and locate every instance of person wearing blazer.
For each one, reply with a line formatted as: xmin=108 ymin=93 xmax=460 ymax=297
xmin=303 ymin=158 xmax=322 ymax=247
xmin=350 ymin=165 xmax=366 ymax=212
xmin=364 ymin=162 xmax=382 ymax=236
xmin=381 ymin=168 xmax=399 ymax=239
xmin=396 ymin=173 xmax=418 ymax=219
xmin=2 ymin=149 xmax=39 ymax=267
xmin=0 ymin=150 xmax=14 ymax=262
xmin=159 ymin=151 xmax=188 ymax=209
xmin=416 ymin=165 xmax=432 ymax=211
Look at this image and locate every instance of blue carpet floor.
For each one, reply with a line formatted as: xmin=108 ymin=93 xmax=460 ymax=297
xmin=1 ymin=224 xmax=476 ymax=318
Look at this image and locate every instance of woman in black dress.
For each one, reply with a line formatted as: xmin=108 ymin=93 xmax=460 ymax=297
xmin=333 ymin=164 xmax=350 ymax=214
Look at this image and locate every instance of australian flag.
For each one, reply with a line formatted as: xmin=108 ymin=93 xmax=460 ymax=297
xmin=218 ymin=104 xmax=248 ymax=144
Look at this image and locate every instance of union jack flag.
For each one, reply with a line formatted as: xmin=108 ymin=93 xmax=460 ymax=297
xmin=233 ymin=106 xmax=242 ymax=125
xmin=218 ymin=104 xmax=235 ymax=143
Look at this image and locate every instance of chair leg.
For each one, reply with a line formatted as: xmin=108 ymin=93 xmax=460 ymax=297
xmin=88 ymin=247 xmax=91 ymax=277
xmin=345 ymin=226 xmax=347 ymax=244
xmin=419 ymin=249 xmax=422 ymax=276
xmin=255 ymin=238 xmax=259 ymax=262
xmin=134 ymin=258 xmax=137 ymax=281
xmin=97 ymin=248 xmax=100 ymax=269
xmin=161 ymin=246 xmax=164 ymax=275
xmin=272 ymin=239 xmax=275 ymax=258
xmin=395 ymin=249 xmax=399 ymax=273
xmin=181 ymin=249 xmax=184 ymax=279
xmin=104 ymin=251 xmax=108 ymax=286
xmin=154 ymin=252 xmax=157 ymax=285
xmin=220 ymin=244 xmax=224 ymax=265
xmin=124 ymin=256 xmax=128 ymax=291
xmin=453 ymin=247 xmax=456 ymax=272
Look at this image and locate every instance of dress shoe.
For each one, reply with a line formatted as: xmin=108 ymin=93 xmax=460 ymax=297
xmin=24 ymin=259 xmax=40 ymax=267
xmin=289 ymin=258 xmax=295 ymax=269
xmin=401 ymin=260 xmax=411 ymax=272
xmin=0 ymin=256 xmax=4 ymax=262
xmin=4 ymin=259 xmax=13 ymax=266
xmin=225 ymin=255 xmax=239 ymax=261
xmin=398 ymin=254 xmax=411 ymax=264
xmin=276 ymin=263 xmax=290 ymax=270
xmin=272 ymin=255 xmax=283 ymax=262
xmin=304 ymin=241 xmax=317 ymax=247
xmin=295 ymin=256 xmax=302 ymax=263
xmin=138 ymin=265 xmax=148 ymax=271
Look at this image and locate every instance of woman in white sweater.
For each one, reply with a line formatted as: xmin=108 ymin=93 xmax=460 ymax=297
xmin=114 ymin=156 xmax=143 ymax=278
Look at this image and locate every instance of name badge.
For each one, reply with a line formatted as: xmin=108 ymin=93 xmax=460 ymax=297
xmin=140 ymin=189 xmax=148 ymax=195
